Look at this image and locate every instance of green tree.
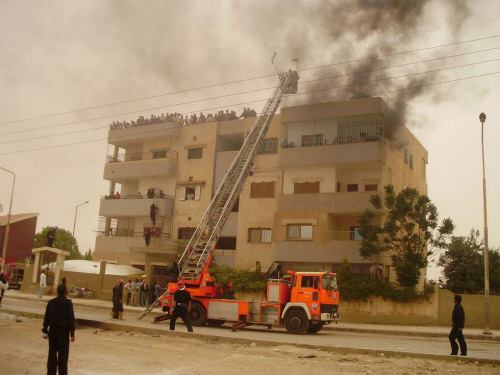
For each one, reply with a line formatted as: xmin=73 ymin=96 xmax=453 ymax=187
xmin=359 ymin=185 xmax=454 ymax=289
xmin=33 ymin=227 xmax=82 ymax=260
xmin=439 ymin=230 xmax=500 ymax=294
xmin=82 ymin=248 xmax=93 ymax=260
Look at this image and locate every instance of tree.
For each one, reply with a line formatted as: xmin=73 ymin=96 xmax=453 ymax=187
xmin=359 ymin=185 xmax=454 ymax=289
xmin=82 ymin=248 xmax=93 ymax=260
xmin=439 ymin=230 xmax=500 ymax=294
xmin=33 ymin=227 xmax=82 ymax=260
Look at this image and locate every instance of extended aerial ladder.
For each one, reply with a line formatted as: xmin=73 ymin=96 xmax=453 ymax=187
xmin=139 ymin=66 xmax=299 ymax=320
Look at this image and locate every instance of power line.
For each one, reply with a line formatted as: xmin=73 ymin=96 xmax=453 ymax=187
xmin=1 ymin=70 xmax=499 ymax=156
xmin=1 ymin=33 xmax=499 ymax=127
xmin=2 ymin=46 xmax=499 ymax=139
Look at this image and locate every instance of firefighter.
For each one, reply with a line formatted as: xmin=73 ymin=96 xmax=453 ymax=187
xmin=169 ymin=280 xmax=193 ymax=332
xmin=42 ymin=284 xmax=75 ymax=375
xmin=111 ymin=279 xmax=124 ymax=319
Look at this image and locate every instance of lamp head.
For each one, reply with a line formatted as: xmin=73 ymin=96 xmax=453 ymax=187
xmin=479 ymin=112 xmax=486 ymax=124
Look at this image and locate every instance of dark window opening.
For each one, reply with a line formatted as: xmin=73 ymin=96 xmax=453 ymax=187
xmin=250 ymin=181 xmax=275 ymax=198
xmin=294 ymin=181 xmax=320 ymax=194
xmin=364 ymin=184 xmax=377 ymax=192
xmin=187 ymin=147 xmax=203 ymax=159
xmin=216 ymin=237 xmax=237 ymax=250
xmin=347 ymin=184 xmax=359 ymax=192
xmin=178 ymin=227 xmax=195 ymax=240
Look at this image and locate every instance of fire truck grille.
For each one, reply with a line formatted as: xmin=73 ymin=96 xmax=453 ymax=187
xmin=320 ymin=304 xmax=338 ymax=314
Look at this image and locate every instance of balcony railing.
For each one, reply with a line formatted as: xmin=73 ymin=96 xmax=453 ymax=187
xmin=106 ymin=149 xmax=178 ymax=163
xmin=97 ymin=230 xmax=171 ymax=239
xmin=329 ymin=230 xmax=363 ymax=241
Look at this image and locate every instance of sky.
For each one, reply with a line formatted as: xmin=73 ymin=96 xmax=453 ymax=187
xmin=0 ymin=0 xmax=499 ymax=280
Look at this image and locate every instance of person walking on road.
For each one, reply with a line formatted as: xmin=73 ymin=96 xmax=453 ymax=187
xmin=39 ymin=270 xmax=47 ymax=298
xmin=169 ymin=280 xmax=193 ymax=332
xmin=42 ymin=284 xmax=75 ymax=375
xmin=111 ymin=279 xmax=124 ymax=320
xmin=449 ymin=294 xmax=467 ymax=356
xmin=0 ymin=270 xmax=9 ymax=307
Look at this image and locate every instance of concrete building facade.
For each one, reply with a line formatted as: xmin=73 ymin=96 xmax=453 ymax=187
xmin=93 ymin=97 xmax=427 ymax=284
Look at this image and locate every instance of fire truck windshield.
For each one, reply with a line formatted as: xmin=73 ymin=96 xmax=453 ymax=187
xmin=322 ymin=274 xmax=337 ymax=291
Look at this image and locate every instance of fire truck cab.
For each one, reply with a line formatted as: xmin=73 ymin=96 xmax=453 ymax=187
xmin=161 ymin=271 xmax=339 ymax=334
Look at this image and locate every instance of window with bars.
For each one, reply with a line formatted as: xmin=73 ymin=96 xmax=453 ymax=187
xmin=286 ymin=224 xmax=313 ymax=240
xmin=250 ymin=181 xmax=275 ymax=198
xmin=177 ymin=227 xmax=195 ymax=240
xmin=248 ymin=228 xmax=272 ymax=243
xmin=293 ymin=181 xmax=320 ymax=194
xmin=258 ymin=138 xmax=278 ymax=154
xmin=347 ymin=184 xmax=359 ymax=192
xmin=187 ymin=147 xmax=203 ymax=159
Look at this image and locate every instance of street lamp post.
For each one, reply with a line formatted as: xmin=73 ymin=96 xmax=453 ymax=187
xmin=0 ymin=166 xmax=16 ymax=272
xmin=479 ymin=112 xmax=491 ymax=335
xmin=72 ymin=201 xmax=89 ymax=238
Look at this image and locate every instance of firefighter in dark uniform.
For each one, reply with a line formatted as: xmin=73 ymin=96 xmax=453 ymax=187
xmin=111 ymin=279 xmax=124 ymax=319
xmin=169 ymin=280 xmax=193 ymax=332
xmin=449 ymin=294 xmax=467 ymax=356
xmin=42 ymin=284 xmax=75 ymax=375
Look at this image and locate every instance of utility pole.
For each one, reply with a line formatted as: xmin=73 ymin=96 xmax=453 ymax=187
xmin=479 ymin=112 xmax=491 ymax=335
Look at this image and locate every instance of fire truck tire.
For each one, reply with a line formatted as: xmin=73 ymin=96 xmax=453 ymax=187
xmin=307 ymin=322 xmax=323 ymax=334
xmin=189 ymin=302 xmax=207 ymax=326
xmin=207 ymin=319 xmax=225 ymax=327
xmin=284 ymin=309 xmax=310 ymax=334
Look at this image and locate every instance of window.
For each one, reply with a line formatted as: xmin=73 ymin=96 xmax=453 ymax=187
xmin=258 ymin=138 xmax=278 ymax=154
xmin=300 ymin=276 xmax=319 ymax=289
xmin=250 ymin=181 xmax=275 ymax=198
xmin=364 ymin=184 xmax=377 ymax=192
xmin=151 ymin=149 xmax=167 ymax=159
xmin=336 ymin=182 xmax=341 ymax=193
xmin=409 ymin=153 xmax=414 ymax=169
xmin=347 ymin=184 xmax=358 ymax=192
xmin=301 ymin=134 xmax=323 ymax=147
xmin=287 ymin=224 xmax=313 ymax=240
xmin=232 ymin=198 xmax=239 ymax=212
xmin=179 ymin=185 xmax=201 ymax=201
xmin=178 ymin=227 xmax=195 ymax=240
xmin=216 ymin=237 xmax=236 ymax=250
xmin=404 ymin=148 xmax=409 ymax=165
xmin=187 ymin=147 xmax=203 ymax=159
xmin=248 ymin=228 xmax=272 ymax=243
xmin=294 ymin=181 xmax=320 ymax=194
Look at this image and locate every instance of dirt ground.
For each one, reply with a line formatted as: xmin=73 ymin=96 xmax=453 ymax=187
xmin=0 ymin=313 xmax=497 ymax=375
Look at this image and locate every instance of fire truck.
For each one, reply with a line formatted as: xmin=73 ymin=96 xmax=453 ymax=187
xmin=140 ymin=63 xmax=340 ymax=333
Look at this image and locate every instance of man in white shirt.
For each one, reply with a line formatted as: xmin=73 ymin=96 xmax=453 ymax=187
xmin=39 ymin=270 xmax=47 ymax=298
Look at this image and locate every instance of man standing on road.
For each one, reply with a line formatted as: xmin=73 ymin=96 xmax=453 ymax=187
xmin=111 ymin=279 xmax=124 ymax=320
xmin=169 ymin=280 xmax=193 ymax=332
xmin=39 ymin=270 xmax=47 ymax=298
xmin=42 ymin=284 xmax=75 ymax=375
xmin=0 ymin=270 xmax=9 ymax=307
xmin=449 ymin=294 xmax=467 ymax=356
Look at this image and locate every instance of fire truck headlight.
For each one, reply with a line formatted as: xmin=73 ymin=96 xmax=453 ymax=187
xmin=312 ymin=303 xmax=318 ymax=310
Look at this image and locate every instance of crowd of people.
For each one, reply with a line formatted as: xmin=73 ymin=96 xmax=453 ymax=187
xmin=104 ymin=188 xmax=167 ymax=200
xmin=122 ymin=278 xmax=166 ymax=307
xmin=108 ymin=107 xmax=257 ymax=129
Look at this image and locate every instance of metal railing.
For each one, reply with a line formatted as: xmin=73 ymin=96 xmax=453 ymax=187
xmin=329 ymin=230 xmax=363 ymax=241
xmin=106 ymin=149 xmax=178 ymax=163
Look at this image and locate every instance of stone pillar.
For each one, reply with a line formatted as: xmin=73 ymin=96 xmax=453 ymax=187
xmin=99 ymin=261 xmax=107 ymax=291
xmin=145 ymin=255 xmax=153 ymax=285
xmin=32 ymin=252 xmax=40 ymax=283
xmin=53 ymin=254 xmax=64 ymax=293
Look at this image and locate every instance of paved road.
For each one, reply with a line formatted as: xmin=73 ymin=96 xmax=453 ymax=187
xmin=2 ymin=296 xmax=499 ymax=362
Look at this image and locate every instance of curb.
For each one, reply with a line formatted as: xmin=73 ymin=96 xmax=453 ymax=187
xmin=2 ymin=308 xmax=499 ymax=366
xmin=324 ymin=326 xmax=500 ymax=342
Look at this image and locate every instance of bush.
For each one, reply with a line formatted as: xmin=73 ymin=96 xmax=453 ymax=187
xmin=209 ymin=264 xmax=267 ymax=292
xmin=337 ymin=261 xmax=433 ymax=302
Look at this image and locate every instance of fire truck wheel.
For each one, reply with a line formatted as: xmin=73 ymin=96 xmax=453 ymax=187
xmin=284 ymin=309 xmax=310 ymax=334
xmin=189 ymin=302 xmax=207 ymax=326
xmin=207 ymin=319 xmax=225 ymax=327
xmin=307 ymin=322 xmax=323 ymax=334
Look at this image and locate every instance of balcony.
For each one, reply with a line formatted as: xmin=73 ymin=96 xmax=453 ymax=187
xmin=272 ymin=238 xmax=367 ymax=264
xmin=108 ymin=121 xmax=181 ymax=146
xmin=279 ymin=139 xmax=384 ymax=167
xmin=95 ymin=232 xmax=177 ymax=258
xmin=278 ymin=192 xmax=374 ymax=214
xmin=99 ymin=197 xmax=173 ymax=218
xmin=104 ymin=156 xmax=177 ymax=181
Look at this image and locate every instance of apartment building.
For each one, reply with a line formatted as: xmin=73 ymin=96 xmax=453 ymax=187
xmin=93 ymin=97 xmax=427 ymax=284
